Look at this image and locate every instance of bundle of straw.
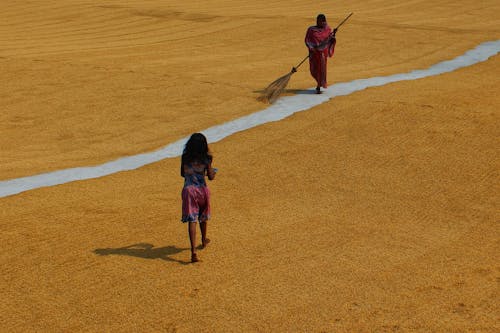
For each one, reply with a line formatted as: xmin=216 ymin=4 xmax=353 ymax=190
xmin=258 ymin=57 xmax=307 ymax=104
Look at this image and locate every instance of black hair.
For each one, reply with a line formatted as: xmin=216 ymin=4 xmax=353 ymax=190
xmin=181 ymin=133 xmax=212 ymax=175
xmin=317 ymin=14 xmax=326 ymax=21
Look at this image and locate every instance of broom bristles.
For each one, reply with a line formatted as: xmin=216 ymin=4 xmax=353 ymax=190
xmin=258 ymin=71 xmax=293 ymax=104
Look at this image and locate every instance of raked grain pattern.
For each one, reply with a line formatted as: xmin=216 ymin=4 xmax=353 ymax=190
xmin=1 ymin=1 xmax=499 ymax=332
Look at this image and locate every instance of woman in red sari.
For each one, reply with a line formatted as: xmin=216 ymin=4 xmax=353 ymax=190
xmin=305 ymin=14 xmax=337 ymax=94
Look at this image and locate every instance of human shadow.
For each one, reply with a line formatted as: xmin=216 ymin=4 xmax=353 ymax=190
xmin=94 ymin=243 xmax=190 ymax=265
xmin=253 ymin=88 xmax=317 ymax=98
xmin=284 ymin=88 xmax=318 ymax=95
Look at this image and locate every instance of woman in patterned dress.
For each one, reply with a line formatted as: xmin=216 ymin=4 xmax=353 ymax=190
xmin=180 ymin=133 xmax=217 ymax=263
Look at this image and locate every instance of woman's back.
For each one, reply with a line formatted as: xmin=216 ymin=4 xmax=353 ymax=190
xmin=181 ymin=155 xmax=211 ymax=187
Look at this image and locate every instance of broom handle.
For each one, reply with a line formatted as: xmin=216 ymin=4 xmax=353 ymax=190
xmin=334 ymin=12 xmax=353 ymax=31
xmin=295 ymin=55 xmax=310 ymax=70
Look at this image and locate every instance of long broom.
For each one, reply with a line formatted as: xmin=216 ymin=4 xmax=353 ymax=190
xmin=258 ymin=12 xmax=353 ymax=104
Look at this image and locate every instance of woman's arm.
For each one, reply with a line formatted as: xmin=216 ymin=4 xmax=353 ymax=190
xmin=316 ymin=34 xmax=335 ymax=50
xmin=207 ymin=163 xmax=216 ymax=181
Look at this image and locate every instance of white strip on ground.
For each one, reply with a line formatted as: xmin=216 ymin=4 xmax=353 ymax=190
xmin=1 ymin=40 xmax=499 ymax=198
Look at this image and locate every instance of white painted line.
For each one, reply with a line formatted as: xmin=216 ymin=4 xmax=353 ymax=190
xmin=1 ymin=40 xmax=499 ymax=198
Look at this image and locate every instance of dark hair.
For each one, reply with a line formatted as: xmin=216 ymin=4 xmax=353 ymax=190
xmin=317 ymin=14 xmax=326 ymax=21
xmin=182 ymin=133 xmax=212 ymax=165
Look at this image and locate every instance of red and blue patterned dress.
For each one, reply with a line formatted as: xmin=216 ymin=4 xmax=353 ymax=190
xmin=181 ymin=159 xmax=211 ymax=223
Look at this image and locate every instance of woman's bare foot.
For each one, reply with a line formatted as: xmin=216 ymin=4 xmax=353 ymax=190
xmin=201 ymin=238 xmax=211 ymax=249
xmin=191 ymin=253 xmax=199 ymax=263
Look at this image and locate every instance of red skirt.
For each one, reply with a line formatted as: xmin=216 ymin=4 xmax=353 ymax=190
xmin=181 ymin=185 xmax=211 ymax=223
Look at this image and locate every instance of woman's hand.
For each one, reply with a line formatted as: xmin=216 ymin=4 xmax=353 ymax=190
xmin=207 ymin=165 xmax=217 ymax=180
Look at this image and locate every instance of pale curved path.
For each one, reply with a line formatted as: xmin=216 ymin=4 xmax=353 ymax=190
xmin=1 ymin=40 xmax=499 ymax=198
xmin=1 ymin=1 xmax=499 ymax=332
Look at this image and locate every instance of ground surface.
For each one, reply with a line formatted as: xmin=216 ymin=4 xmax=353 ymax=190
xmin=1 ymin=1 xmax=499 ymax=332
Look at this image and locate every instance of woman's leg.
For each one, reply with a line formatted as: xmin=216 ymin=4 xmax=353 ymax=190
xmin=188 ymin=222 xmax=198 ymax=262
xmin=199 ymin=221 xmax=209 ymax=248
xmin=199 ymin=187 xmax=211 ymax=249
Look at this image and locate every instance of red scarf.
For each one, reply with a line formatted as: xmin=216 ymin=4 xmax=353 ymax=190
xmin=305 ymin=24 xmax=334 ymax=56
